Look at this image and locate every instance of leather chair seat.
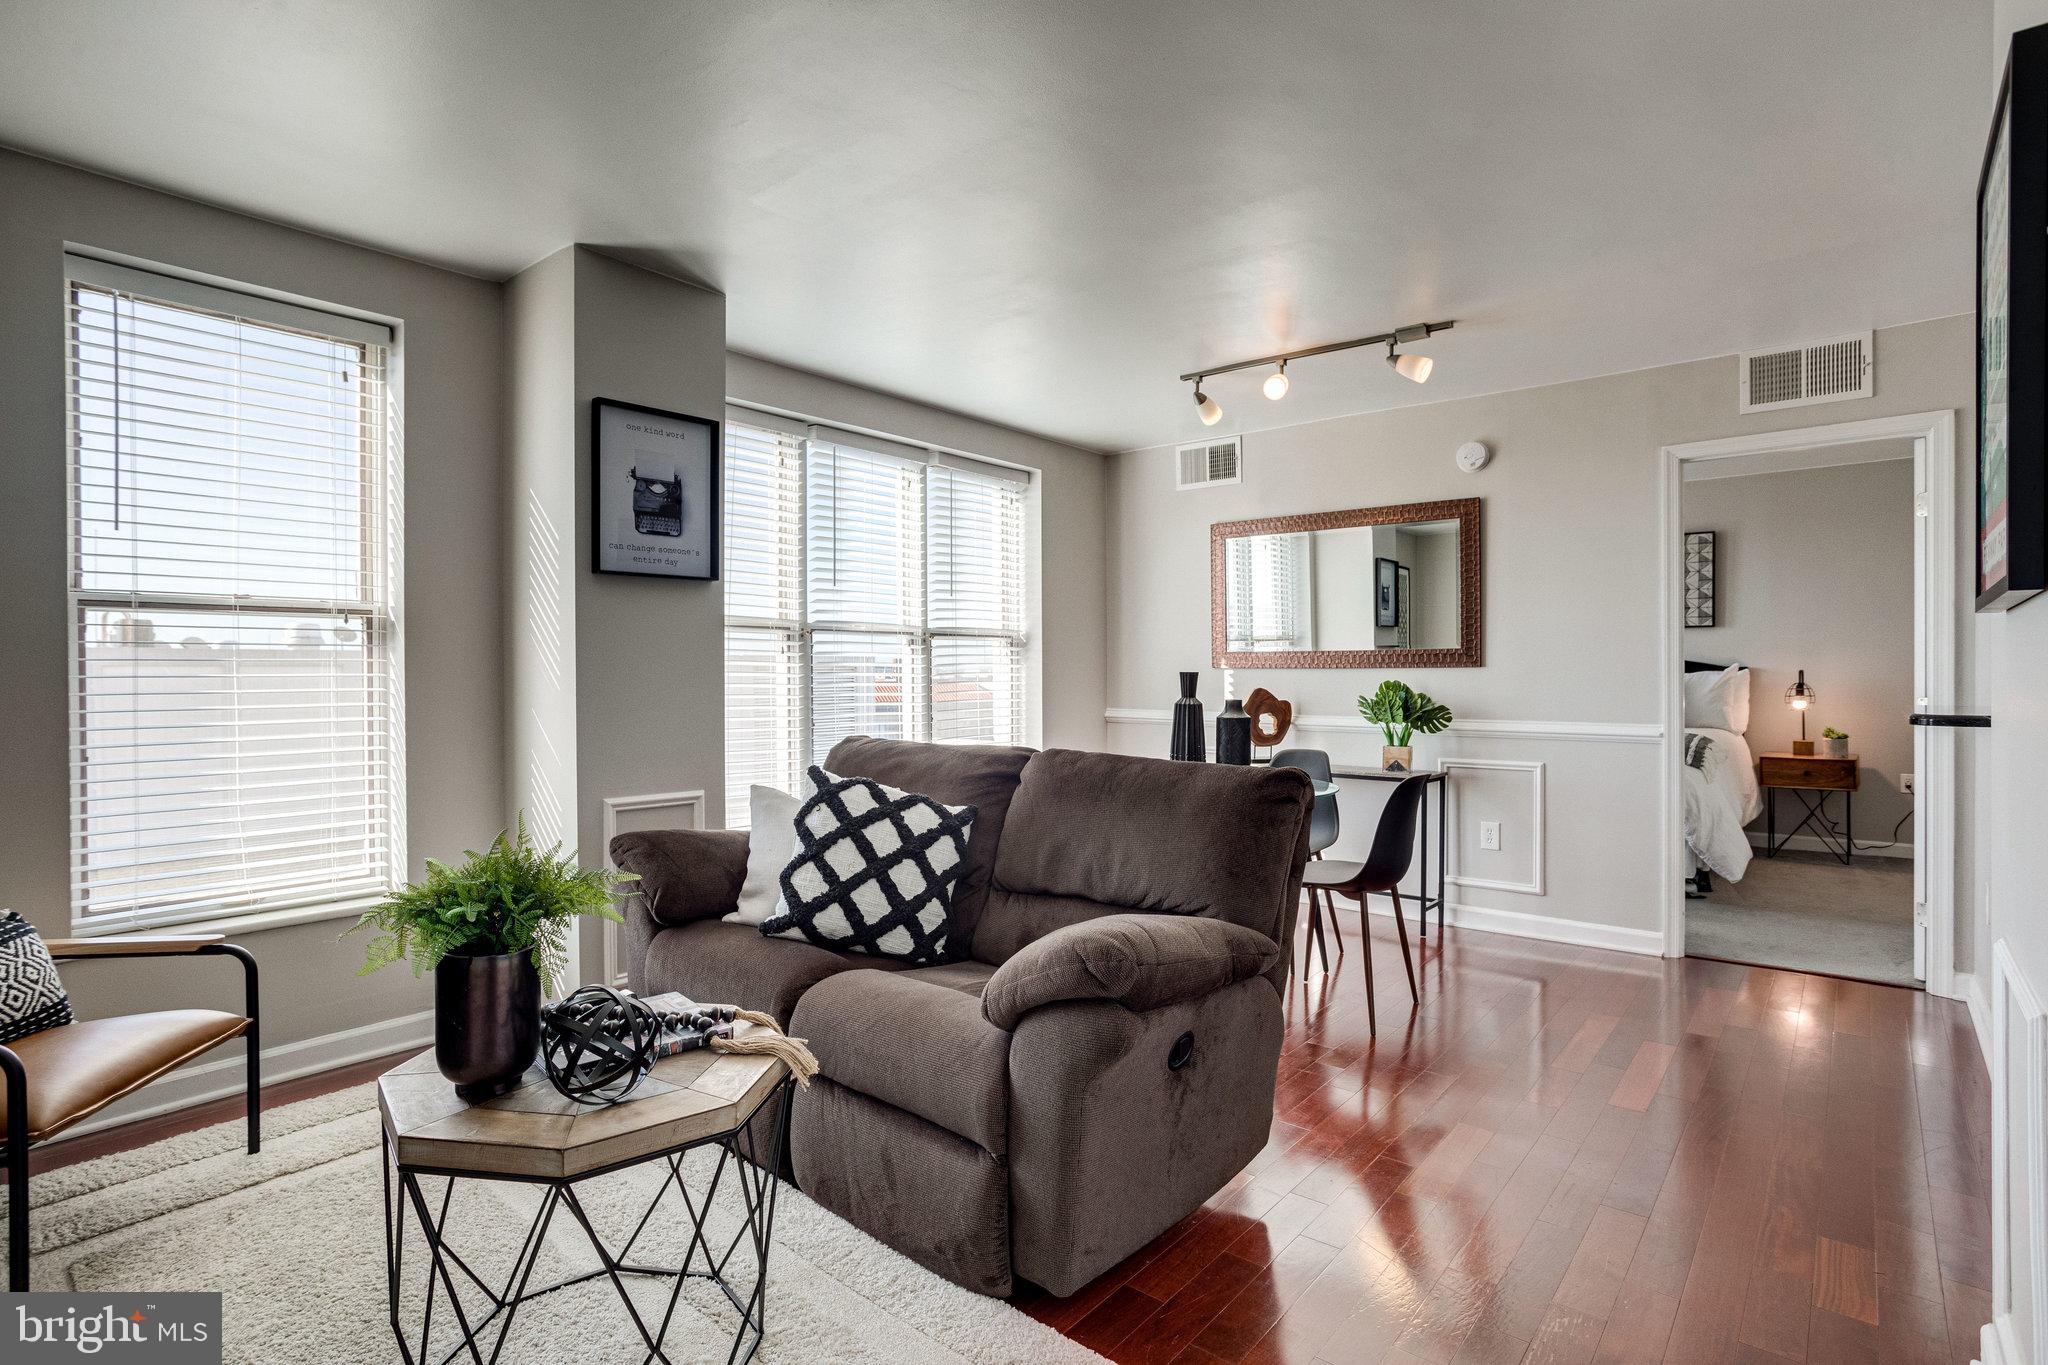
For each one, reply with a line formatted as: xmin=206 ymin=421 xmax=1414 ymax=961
xmin=1 ymin=1010 xmax=249 ymax=1142
xmin=1301 ymin=859 xmax=1364 ymax=887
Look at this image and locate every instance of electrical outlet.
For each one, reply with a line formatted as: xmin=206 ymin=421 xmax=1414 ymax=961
xmin=1900 ymin=773 xmax=1915 ymax=795
xmin=1479 ymin=820 xmax=1501 ymax=851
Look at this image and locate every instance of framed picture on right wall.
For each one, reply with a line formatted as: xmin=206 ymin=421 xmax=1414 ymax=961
xmin=1978 ymin=24 xmax=2048 ymax=611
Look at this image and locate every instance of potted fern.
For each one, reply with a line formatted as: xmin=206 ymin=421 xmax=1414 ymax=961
xmin=350 ymin=817 xmax=633 ymax=1100
xmin=1358 ymin=680 xmax=1454 ymax=772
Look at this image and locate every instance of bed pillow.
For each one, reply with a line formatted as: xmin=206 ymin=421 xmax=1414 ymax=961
xmin=1682 ymin=664 xmax=1750 ymax=733
xmin=724 ymin=785 xmax=803 ymax=928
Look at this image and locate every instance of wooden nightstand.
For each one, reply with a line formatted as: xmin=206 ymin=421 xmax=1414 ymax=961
xmin=1757 ymin=751 xmax=1859 ymax=864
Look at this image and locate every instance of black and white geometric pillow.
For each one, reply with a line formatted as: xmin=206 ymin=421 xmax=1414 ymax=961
xmin=761 ymin=767 xmax=977 ymax=965
xmin=0 ymin=910 xmax=74 ymax=1044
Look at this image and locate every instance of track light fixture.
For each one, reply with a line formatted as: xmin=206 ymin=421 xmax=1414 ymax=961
xmin=1180 ymin=320 xmax=1454 ymax=418
xmin=1386 ymin=339 xmax=1433 ymax=384
xmin=1262 ymin=360 xmax=1290 ymax=400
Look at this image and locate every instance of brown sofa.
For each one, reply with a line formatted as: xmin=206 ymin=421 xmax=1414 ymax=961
xmin=611 ymin=737 xmax=1312 ymax=1297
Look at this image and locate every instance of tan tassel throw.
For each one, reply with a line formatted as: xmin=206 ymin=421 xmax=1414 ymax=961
xmin=708 ymin=1006 xmax=820 ymax=1087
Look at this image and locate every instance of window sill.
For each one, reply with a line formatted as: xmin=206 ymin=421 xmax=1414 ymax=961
xmin=69 ymin=893 xmax=386 ymax=942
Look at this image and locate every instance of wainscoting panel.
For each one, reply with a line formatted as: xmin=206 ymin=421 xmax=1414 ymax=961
xmin=600 ymin=790 xmax=706 ymax=986
xmin=1438 ymin=758 xmax=1545 ymax=894
xmin=1990 ymin=939 xmax=2046 ymax=1365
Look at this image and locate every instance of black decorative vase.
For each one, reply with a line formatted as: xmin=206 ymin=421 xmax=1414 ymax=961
xmin=1216 ymin=698 xmax=1252 ymax=765
xmin=435 ymin=946 xmax=541 ymax=1102
xmin=1169 ymin=672 xmax=1206 ymax=762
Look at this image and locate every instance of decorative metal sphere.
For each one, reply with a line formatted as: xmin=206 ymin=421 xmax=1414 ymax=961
xmin=540 ymin=984 xmax=662 ymax=1105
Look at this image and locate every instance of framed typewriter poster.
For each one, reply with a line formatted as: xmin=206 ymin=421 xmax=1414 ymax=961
xmin=1978 ymin=25 xmax=2048 ymax=612
xmin=591 ymin=398 xmax=720 ymax=580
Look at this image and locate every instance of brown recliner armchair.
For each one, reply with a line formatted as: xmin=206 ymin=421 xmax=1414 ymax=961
xmin=612 ymin=739 xmax=1311 ymax=1297
xmin=2 ymin=934 xmax=259 ymax=1291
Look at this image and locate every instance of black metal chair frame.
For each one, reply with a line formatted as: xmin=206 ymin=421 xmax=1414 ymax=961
xmin=2 ymin=941 xmax=259 ymax=1292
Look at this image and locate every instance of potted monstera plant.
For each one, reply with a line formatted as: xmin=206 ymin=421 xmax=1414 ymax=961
xmin=1358 ymin=680 xmax=1454 ymax=772
xmin=350 ymin=816 xmax=633 ymax=1100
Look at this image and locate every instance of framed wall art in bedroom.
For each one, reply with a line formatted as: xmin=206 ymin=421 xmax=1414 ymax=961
xmin=591 ymin=397 xmax=721 ymax=580
xmin=1978 ymin=25 xmax=2048 ymax=612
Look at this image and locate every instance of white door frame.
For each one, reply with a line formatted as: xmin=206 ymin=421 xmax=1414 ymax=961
xmin=1657 ymin=409 xmax=1958 ymax=1000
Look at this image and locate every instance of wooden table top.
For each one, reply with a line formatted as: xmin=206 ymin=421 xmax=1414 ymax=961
xmin=379 ymin=1031 xmax=787 ymax=1180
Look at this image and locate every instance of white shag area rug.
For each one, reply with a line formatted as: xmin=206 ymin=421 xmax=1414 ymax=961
xmin=9 ymin=1083 xmax=1105 ymax=1364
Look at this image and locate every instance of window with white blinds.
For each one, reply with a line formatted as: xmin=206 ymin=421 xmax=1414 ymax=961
xmin=65 ymin=257 xmax=404 ymax=931
xmin=721 ymin=414 xmax=1029 ymax=827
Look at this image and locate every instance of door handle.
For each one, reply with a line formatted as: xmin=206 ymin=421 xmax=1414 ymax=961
xmin=1907 ymin=714 xmax=1990 ymax=727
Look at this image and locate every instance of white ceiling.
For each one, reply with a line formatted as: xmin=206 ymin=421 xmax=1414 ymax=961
xmin=0 ymin=1 xmax=1988 ymax=452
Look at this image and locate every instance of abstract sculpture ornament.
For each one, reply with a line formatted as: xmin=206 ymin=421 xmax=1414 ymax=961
xmin=1243 ymin=687 xmax=1293 ymax=750
xmin=539 ymin=984 xmax=820 ymax=1106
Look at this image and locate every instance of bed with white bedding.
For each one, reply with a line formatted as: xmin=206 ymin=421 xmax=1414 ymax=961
xmin=1682 ymin=663 xmax=1762 ymax=886
xmin=1683 ymin=725 xmax=1762 ymax=882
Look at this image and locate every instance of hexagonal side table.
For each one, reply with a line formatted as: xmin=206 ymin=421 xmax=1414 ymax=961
xmin=378 ymin=1038 xmax=790 ymax=1365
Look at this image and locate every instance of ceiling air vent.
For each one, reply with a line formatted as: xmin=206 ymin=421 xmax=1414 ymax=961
xmin=1176 ymin=435 xmax=1242 ymax=490
xmin=1738 ymin=332 xmax=1873 ymax=413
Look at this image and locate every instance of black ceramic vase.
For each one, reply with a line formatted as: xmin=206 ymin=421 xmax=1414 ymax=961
xmin=1216 ymin=698 xmax=1252 ymax=765
xmin=436 ymin=946 xmax=541 ymax=1102
xmin=1169 ymin=671 xmax=1206 ymax=761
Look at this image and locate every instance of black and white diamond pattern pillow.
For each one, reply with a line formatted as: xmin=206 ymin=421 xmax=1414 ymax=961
xmin=0 ymin=910 xmax=73 ymax=1044
xmin=761 ymin=767 xmax=977 ymax=965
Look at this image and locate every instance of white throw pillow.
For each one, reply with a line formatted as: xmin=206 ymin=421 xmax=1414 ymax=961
xmin=724 ymin=785 xmax=802 ymax=927
xmin=1683 ymin=665 xmax=1750 ymax=734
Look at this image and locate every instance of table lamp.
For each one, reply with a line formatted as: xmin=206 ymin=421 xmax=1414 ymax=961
xmin=1786 ymin=669 xmax=1817 ymax=755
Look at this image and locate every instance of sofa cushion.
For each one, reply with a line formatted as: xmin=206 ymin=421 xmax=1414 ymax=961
xmin=640 ymin=919 xmax=900 ymax=1028
xmin=762 ymin=766 xmax=975 ymax=965
xmin=726 ymin=784 xmax=801 ymax=927
xmin=610 ymin=828 xmax=749 ymax=928
xmin=978 ymin=749 xmax=1313 ymax=964
xmin=791 ymin=965 xmax=1009 ymax=1155
xmin=981 ymin=913 xmax=1281 ymax=1031
xmin=824 ymin=736 xmax=1033 ymax=955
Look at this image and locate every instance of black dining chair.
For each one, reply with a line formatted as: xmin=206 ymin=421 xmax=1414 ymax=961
xmin=1271 ymin=749 xmax=1339 ymax=976
xmin=1300 ymin=774 xmax=1427 ymax=1033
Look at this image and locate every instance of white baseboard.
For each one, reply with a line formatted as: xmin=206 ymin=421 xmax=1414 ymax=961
xmin=59 ymin=1007 xmax=434 ymax=1141
xmin=1348 ymin=894 xmax=1663 ymax=957
xmin=1979 ymin=1312 xmax=2022 ymax=1365
xmin=1959 ymin=969 xmax=1993 ymax=1072
xmin=1743 ymin=830 xmax=1912 ymax=861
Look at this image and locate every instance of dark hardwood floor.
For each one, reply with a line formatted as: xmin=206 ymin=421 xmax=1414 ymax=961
xmin=1021 ymin=906 xmax=1992 ymax=1365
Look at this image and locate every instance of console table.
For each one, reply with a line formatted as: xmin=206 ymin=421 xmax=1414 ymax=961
xmin=1330 ymin=766 xmax=1449 ymax=938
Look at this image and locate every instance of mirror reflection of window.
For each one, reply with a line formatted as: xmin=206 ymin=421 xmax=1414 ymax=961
xmin=1225 ymin=532 xmax=1313 ymax=651
xmin=1222 ymin=519 xmax=1462 ymax=654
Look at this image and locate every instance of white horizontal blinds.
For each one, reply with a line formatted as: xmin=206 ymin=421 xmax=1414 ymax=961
xmin=927 ymin=463 xmax=1027 ymax=745
xmin=1227 ymin=533 xmax=1307 ymax=649
xmin=66 ymin=264 xmax=403 ymax=928
xmin=721 ymin=417 xmax=805 ymax=828
xmin=805 ymin=438 xmax=923 ymax=764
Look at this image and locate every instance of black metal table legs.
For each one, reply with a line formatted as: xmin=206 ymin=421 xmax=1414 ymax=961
xmin=1414 ymin=777 xmax=1449 ymax=941
xmin=384 ymin=1078 xmax=790 ymax=1365
xmin=1762 ymin=788 xmax=1856 ymax=866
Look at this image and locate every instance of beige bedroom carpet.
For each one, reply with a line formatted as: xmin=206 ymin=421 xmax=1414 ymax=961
xmin=8 ymin=1083 xmax=1105 ymax=1365
xmin=1687 ymin=847 xmax=1916 ymax=986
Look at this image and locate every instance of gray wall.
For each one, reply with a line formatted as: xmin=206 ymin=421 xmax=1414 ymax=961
xmin=1681 ymin=457 xmax=1917 ymax=840
xmin=726 ymin=352 xmax=1109 ymax=752
xmin=1105 ymin=315 xmax=1972 ymax=941
xmin=0 ymin=149 xmax=505 ymax=1049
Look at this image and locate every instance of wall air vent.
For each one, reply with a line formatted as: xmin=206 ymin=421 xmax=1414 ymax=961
xmin=1738 ymin=332 xmax=1873 ymax=413
xmin=1176 ymin=435 xmax=1242 ymax=490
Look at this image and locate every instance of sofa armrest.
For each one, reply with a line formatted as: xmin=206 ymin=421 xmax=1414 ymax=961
xmin=609 ymin=828 xmax=750 ymax=928
xmin=982 ymin=913 xmax=1281 ymax=1031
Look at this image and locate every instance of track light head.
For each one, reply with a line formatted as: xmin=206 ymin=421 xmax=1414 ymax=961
xmin=1262 ymin=361 xmax=1290 ymax=401
xmin=1386 ymin=341 xmax=1433 ymax=384
xmin=1193 ymin=380 xmax=1222 ymax=426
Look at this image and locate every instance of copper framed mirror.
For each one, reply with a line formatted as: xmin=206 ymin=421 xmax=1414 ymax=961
xmin=1210 ymin=498 xmax=1481 ymax=669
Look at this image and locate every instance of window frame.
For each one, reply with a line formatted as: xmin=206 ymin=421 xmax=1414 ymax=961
xmin=721 ymin=408 xmax=1031 ymax=826
xmin=62 ymin=254 xmax=406 ymax=935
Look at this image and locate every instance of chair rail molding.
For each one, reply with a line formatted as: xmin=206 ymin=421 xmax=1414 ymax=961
xmin=1989 ymin=938 xmax=2047 ymax=1365
xmin=1436 ymin=757 xmax=1546 ymax=895
xmin=1103 ymin=708 xmax=1660 ymax=744
xmin=600 ymin=789 xmax=706 ymax=987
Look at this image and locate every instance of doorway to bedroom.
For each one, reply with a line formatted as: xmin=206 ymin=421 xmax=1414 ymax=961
xmin=1660 ymin=411 xmax=1958 ymax=995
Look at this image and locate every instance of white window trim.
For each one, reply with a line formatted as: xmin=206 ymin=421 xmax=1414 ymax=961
xmin=63 ymin=255 xmax=406 ymax=934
